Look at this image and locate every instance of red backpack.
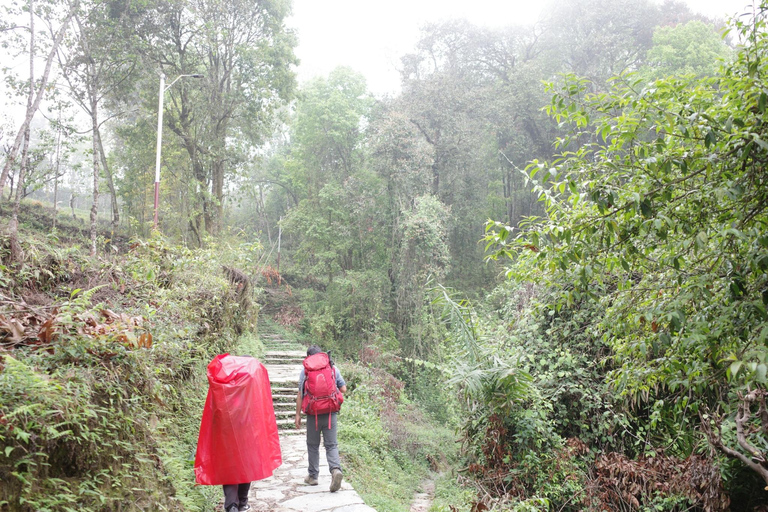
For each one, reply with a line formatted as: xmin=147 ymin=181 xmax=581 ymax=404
xmin=302 ymin=352 xmax=344 ymax=428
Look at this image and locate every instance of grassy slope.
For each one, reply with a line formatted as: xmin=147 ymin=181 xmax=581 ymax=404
xmin=0 ymin=201 xmax=261 ymax=511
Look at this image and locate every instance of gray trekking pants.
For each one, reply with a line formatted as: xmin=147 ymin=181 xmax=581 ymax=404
xmin=222 ymin=482 xmax=250 ymax=510
xmin=306 ymin=412 xmax=341 ymax=477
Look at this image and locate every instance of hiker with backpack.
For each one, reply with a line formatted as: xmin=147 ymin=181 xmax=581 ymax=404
xmin=294 ymin=345 xmax=347 ymax=492
xmin=195 ymin=354 xmax=282 ymax=512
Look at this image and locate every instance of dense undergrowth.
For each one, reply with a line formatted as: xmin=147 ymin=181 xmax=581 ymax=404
xmin=339 ymin=360 xmax=460 ymax=512
xmin=0 ymin=203 xmax=262 ymax=511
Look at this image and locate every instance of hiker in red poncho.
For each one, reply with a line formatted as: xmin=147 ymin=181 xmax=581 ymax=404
xmin=294 ymin=345 xmax=347 ymax=492
xmin=195 ymin=354 xmax=282 ymax=512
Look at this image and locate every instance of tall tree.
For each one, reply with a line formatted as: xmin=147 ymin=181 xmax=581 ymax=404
xmin=540 ymin=0 xmax=670 ymax=86
xmin=0 ymin=0 xmax=75 ymax=202
xmin=57 ymin=0 xmax=146 ymax=251
xmin=128 ymin=0 xmax=298 ymax=240
xmin=281 ymin=68 xmax=376 ymax=282
xmin=395 ymin=20 xmax=556 ymax=291
xmin=643 ymin=20 xmax=733 ymax=80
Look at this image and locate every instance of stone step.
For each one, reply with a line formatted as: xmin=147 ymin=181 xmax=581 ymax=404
xmin=272 ymin=390 xmax=297 ymax=396
xmin=265 ymin=360 xmax=303 ymax=366
xmin=272 ymin=382 xmax=298 ymax=388
xmin=271 ymin=386 xmax=298 ymax=393
xmin=271 ymin=382 xmax=299 ymax=390
xmin=276 ymin=418 xmax=302 ymax=430
xmin=271 ymin=387 xmax=297 ymax=394
xmin=265 ymin=350 xmax=305 ymax=356
xmin=271 ymin=386 xmax=297 ymax=392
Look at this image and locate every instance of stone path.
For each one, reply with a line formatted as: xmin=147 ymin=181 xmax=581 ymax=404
xmin=246 ymin=435 xmax=375 ymax=512
xmin=234 ymin=331 xmax=376 ymax=512
xmin=408 ymin=478 xmax=435 ymax=512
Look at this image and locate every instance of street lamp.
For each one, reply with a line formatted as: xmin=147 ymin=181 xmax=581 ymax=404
xmin=153 ymin=73 xmax=204 ymax=230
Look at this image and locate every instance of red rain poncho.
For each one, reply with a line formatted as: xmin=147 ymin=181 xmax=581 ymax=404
xmin=194 ymin=354 xmax=282 ymax=485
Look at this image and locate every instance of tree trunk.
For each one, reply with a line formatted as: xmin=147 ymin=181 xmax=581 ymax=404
xmin=212 ymin=158 xmax=225 ymax=234
xmin=8 ymin=0 xmax=35 ymax=262
xmin=97 ymin=131 xmax=119 ymax=233
xmin=89 ymin=92 xmax=100 ymax=257
xmin=52 ymin=111 xmax=62 ymax=229
xmin=52 ymin=173 xmax=59 ymax=229
xmin=0 ymin=4 xmax=74 ymax=198
xmin=9 ymin=129 xmax=31 ymax=262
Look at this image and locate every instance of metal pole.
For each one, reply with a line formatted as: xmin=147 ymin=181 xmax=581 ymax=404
xmin=277 ymin=217 xmax=282 ymax=285
xmin=153 ymin=73 xmax=165 ymax=230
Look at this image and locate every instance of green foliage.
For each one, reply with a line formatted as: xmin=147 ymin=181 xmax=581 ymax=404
xmin=485 ymin=1 xmax=768 ymax=491
xmin=0 ymin=338 xmax=205 ymax=510
xmin=422 ymin=285 xmax=597 ymax=508
xmin=432 ymin=285 xmax=532 ymax=419
xmin=298 ymin=269 xmax=394 ymax=359
xmin=430 ymin=473 xmax=476 ymax=512
xmin=340 ymin=363 xmax=460 ymax=512
xmin=393 ymin=196 xmax=452 ymax=354
xmin=107 ymin=0 xmax=298 ymax=239
xmin=644 ymin=21 xmax=732 ymax=80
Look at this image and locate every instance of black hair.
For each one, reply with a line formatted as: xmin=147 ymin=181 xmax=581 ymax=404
xmin=306 ymin=345 xmax=334 ymax=366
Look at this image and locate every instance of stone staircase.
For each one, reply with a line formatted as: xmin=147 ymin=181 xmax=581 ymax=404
xmin=243 ymin=326 xmax=377 ymax=511
xmin=262 ymin=330 xmax=306 ymax=434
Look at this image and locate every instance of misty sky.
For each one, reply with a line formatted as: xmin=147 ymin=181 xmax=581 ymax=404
xmin=287 ymin=0 xmax=755 ymax=96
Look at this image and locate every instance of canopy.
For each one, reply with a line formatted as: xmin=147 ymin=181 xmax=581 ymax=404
xmin=194 ymin=354 xmax=282 ymax=485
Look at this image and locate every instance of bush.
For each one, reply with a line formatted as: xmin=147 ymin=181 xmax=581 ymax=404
xmin=339 ymin=362 xmax=460 ymax=512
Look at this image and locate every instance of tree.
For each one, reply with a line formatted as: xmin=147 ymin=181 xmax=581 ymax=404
xmin=395 ymin=20 xmax=555 ymax=292
xmin=391 ymin=194 xmax=451 ymax=355
xmin=281 ymin=67 xmax=376 ymax=281
xmin=6 ymin=0 xmax=75 ymax=260
xmin=288 ymin=67 xmax=371 ymax=199
xmin=126 ymin=0 xmax=298 ymax=240
xmin=485 ymin=3 xmax=768 ymax=485
xmin=0 ymin=0 xmax=75 ymax=203
xmin=539 ymin=0 xmax=697 ymax=87
xmin=56 ymin=0 xmax=130 ymax=254
xmin=643 ymin=20 xmax=733 ymax=80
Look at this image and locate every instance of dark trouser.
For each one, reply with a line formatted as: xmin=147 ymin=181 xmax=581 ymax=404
xmin=222 ymin=482 xmax=250 ymax=510
xmin=306 ymin=412 xmax=341 ymax=478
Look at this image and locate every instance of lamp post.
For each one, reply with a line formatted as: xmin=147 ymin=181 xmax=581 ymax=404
xmin=153 ymin=73 xmax=204 ymax=230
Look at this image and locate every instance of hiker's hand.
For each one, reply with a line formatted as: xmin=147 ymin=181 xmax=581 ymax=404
xmin=295 ymin=414 xmax=301 ymax=429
